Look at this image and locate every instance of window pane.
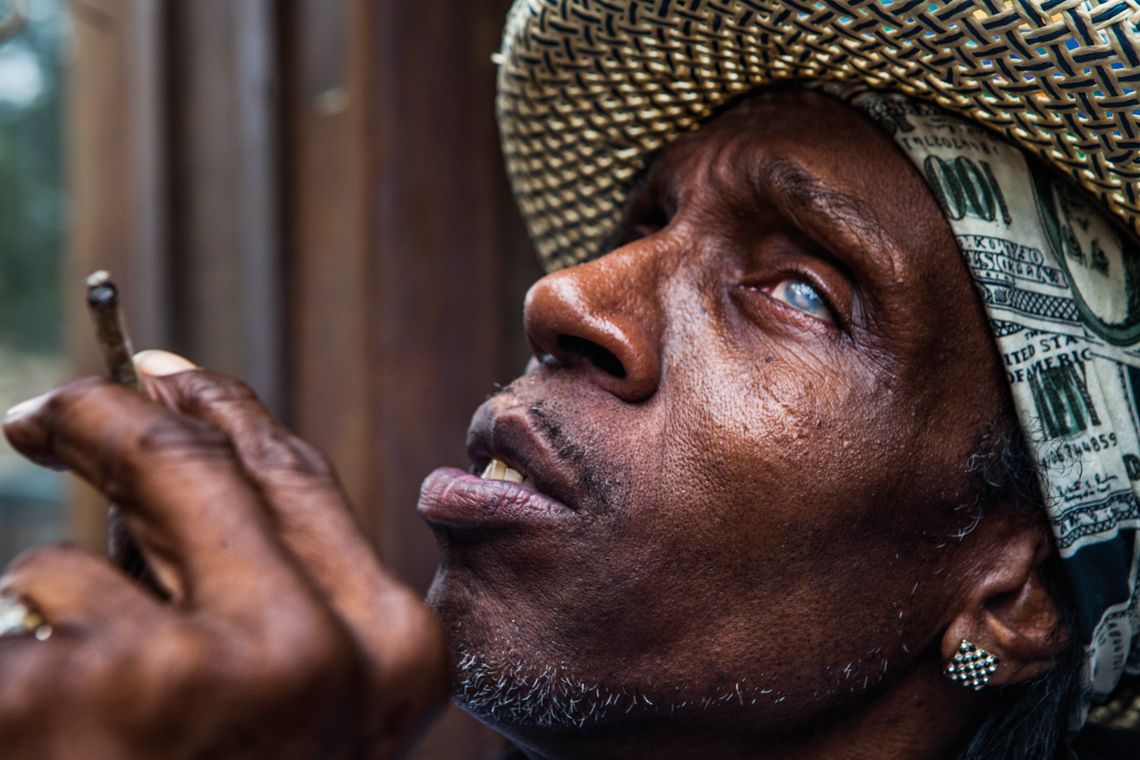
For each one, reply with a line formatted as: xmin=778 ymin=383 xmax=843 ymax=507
xmin=0 ymin=0 xmax=68 ymax=566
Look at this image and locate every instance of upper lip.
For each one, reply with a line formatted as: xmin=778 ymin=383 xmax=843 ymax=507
xmin=465 ymin=400 xmax=581 ymax=512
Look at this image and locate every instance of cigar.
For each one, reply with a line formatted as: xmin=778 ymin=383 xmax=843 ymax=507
xmin=85 ymin=270 xmax=141 ymax=391
xmin=84 ymin=271 xmax=155 ymax=587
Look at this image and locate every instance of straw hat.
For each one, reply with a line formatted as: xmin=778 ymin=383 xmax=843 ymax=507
xmin=496 ymin=0 xmax=1140 ymax=272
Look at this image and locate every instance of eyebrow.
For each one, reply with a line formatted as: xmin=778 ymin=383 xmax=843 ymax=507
xmin=741 ymin=157 xmax=904 ymax=284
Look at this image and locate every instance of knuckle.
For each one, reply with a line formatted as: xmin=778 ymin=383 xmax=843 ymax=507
xmin=109 ymin=417 xmax=234 ymax=498
xmin=148 ymin=370 xmax=260 ymax=422
xmin=150 ymin=371 xmax=264 ymax=429
xmin=132 ymin=417 xmax=231 ymax=463
xmin=286 ymin=438 xmax=335 ymax=479
xmin=179 ymin=372 xmax=259 ymax=409
xmin=250 ymin=610 xmax=357 ymax=698
xmin=137 ymin=625 xmax=212 ymax=705
xmin=153 ymin=370 xmax=338 ymax=484
xmin=135 ymin=415 xmax=229 ymax=452
xmin=246 ymin=433 xmax=335 ymax=482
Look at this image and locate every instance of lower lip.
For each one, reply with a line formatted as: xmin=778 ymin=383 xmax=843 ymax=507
xmin=417 ymin=467 xmax=577 ymax=531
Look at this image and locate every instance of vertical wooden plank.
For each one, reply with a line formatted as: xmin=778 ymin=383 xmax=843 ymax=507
xmin=282 ymin=0 xmax=373 ymax=514
xmin=365 ymin=0 xmax=509 ymax=592
xmin=167 ymin=0 xmax=284 ymax=415
xmin=66 ymin=0 xmax=169 ymax=549
xmin=286 ymin=0 xmax=537 ymax=578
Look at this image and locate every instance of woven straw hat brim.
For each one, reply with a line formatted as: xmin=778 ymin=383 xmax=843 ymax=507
xmin=497 ymin=0 xmax=1140 ymax=273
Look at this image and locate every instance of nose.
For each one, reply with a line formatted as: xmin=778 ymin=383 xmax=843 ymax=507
xmin=523 ymin=248 xmax=662 ymax=402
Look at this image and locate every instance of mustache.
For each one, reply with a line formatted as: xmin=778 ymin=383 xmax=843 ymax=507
xmin=525 ymin=399 xmax=619 ymax=514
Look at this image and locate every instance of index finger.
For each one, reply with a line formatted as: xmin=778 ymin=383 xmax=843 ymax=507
xmin=3 ymin=378 xmax=316 ymax=615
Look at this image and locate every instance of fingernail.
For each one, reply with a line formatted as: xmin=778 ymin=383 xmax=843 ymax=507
xmin=4 ymin=392 xmax=49 ymax=423
xmin=134 ymin=350 xmax=198 ymax=377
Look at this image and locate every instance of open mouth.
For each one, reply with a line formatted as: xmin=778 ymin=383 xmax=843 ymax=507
xmin=418 ymin=403 xmax=585 ymax=530
xmin=417 ymin=390 xmax=609 ymax=532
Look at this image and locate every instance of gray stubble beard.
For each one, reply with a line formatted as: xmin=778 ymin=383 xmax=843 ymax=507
xmin=453 ymin=648 xmax=638 ymax=730
xmin=451 ymin=648 xmax=815 ymax=733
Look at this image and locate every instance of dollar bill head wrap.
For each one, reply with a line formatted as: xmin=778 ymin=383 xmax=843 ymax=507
xmin=829 ymin=85 xmax=1140 ymax=732
xmin=495 ymin=0 xmax=1140 ymax=731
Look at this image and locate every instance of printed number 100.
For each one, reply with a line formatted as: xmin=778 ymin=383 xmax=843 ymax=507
xmin=923 ymin=155 xmax=1013 ymax=226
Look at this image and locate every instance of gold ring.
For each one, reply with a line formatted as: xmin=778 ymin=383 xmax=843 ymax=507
xmin=0 ymin=595 xmax=52 ymax=641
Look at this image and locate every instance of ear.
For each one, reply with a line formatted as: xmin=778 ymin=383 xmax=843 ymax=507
xmin=942 ymin=517 xmax=1069 ymax=687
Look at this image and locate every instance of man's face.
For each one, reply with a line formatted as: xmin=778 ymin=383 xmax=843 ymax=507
xmin=418 ymin=91 xmax=1007 ymax=754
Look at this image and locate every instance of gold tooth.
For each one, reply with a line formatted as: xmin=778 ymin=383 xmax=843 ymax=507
xmin=482 ymin=459 xmax=509 ymax=480
xmin=480 ymin=459 xmax=530 ymax=485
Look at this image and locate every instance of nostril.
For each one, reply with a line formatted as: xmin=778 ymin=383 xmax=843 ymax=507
xmin=556 ymin=334 xmax=627 ymax=379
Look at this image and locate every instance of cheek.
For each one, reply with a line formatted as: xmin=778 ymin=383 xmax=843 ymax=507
xmin=641 ymin=344 xmax=955 ymax=646
xmin=659 ymin=345 xmax=882 ymax=530
xmin=662 ymin=332 xmax=958 ymax=544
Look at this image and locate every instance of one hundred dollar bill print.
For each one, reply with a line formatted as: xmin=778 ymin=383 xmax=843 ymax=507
xmin=831 ymin=85 xmax=1140 ymax=715
xmin=879 ymin=102 xmax=1140 ymax=556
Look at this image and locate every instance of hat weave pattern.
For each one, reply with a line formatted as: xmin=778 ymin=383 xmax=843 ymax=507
xmin=497 ymin=0 xmax=1140 ymax=272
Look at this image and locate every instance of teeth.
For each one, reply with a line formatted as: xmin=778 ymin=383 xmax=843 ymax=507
xmin=480 ymin=458 xmax=530 ymax=485
xmin=480 ymin=459 xmax=506 ymax=480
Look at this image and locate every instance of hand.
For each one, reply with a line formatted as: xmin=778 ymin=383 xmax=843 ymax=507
xmin=0 ymin=353 xmax=450 ymax=758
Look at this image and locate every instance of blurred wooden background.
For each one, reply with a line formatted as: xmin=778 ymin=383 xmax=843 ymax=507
xmin=67 ymin=0 xmax=538 ymax=756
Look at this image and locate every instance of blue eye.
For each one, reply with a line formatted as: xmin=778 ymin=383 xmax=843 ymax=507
xmin=768 ymin=279 xmax=833 ymax=323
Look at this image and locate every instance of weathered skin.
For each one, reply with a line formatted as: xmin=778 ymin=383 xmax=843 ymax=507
xmin=1 ymin=359 xmax=450 ymax=758
xmin=0 ymin=91 xmax=1066 ymax=759
xmin=422 ymin=91 xmax=1068 ymax=759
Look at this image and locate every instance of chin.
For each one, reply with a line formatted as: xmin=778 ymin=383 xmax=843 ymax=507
xmin=426 ymin=567 xmax=808 ymax=760
xmin=426 ymin=565 xmax=629 ymax=734
xmin=427 ymin=572 xmax=596 ymax=745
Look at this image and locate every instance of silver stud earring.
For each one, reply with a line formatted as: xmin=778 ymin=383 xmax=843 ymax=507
xmin=944 ymin=639 xmax=999 ymax=691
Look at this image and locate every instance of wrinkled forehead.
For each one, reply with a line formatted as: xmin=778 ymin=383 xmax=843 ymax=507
xmin=644 ymin=89 xmax=888 ymax=183
xmin=621 ymin=89 xmax=956 ymax=286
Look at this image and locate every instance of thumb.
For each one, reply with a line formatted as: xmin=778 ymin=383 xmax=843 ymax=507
xmin=134 ymin=349 xmax=199 ymax=379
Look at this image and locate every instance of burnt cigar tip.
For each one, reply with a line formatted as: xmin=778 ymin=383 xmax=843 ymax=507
xmin=87 ymin=283 xmax=118 ymax=309
xmin=86 ymin=270 xmax=119 ymax=308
